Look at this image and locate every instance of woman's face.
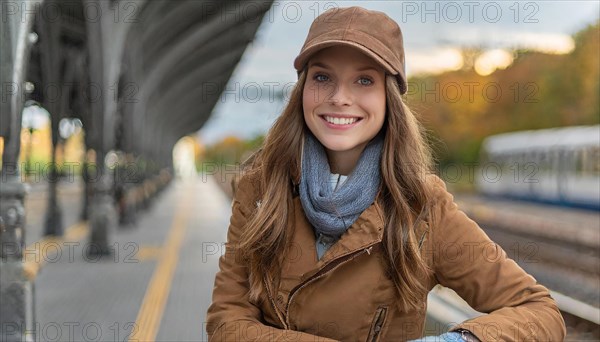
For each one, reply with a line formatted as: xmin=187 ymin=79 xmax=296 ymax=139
xmin=303 ymin=45 xmax=386 ymax=155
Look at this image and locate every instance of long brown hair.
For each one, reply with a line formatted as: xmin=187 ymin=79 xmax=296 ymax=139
xmin=238 ymin=69 xmax=436 ymax=312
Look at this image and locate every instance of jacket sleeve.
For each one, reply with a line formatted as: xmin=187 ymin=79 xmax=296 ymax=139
xmin=427 ymin=175 xmax=566 ymax=341
xmin=206 ymin=173 xmax=338 ymax=342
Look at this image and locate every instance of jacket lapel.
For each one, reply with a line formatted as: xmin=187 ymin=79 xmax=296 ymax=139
xmin=282 ymin=193 xmax=385 ymax=282
xmin=317 ymin=200 xmax=385 ymax=265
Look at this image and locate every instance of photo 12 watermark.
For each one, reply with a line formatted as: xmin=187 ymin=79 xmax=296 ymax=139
xmin=1 ymin=1 xmax=141 ymax=25
xmin=396 ymin=1 xmax=540 ymax=24
xmin=1 ymin=321 xmax=138 ymax=342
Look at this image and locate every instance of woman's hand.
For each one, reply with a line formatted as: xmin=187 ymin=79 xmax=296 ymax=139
xmin=410 ymin=329 xmax=480 ymax=342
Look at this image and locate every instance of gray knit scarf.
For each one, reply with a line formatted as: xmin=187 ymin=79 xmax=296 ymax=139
xmin=299 ymin=131 xmax=384 ymax=239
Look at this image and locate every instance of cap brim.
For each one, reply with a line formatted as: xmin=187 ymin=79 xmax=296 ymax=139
xmin=294 ymin=40 xmax=396 ymax=75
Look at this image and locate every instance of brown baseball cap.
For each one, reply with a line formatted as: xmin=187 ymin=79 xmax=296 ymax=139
xmin=294 ymin=6 xmax=408 ymax=94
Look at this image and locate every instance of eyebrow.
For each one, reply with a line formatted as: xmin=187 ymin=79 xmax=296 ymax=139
xmin=309 ymin=61 xmax=379 ymax=72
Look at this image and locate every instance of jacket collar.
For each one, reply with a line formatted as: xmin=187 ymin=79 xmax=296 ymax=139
xmin=317 ymin=197 xmax=385 ymax=265
xmin=290 ymin=173 xmax=385 ymax=254
xmin=285 ymin=190 xmax=385 ymax=282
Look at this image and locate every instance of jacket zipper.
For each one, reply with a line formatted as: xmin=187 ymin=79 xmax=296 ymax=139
xmin=367 ymin=306 xmax=388 ymax=342
xmin=284 ymin=242 xmax=378 ymax=328
xmin=263 ymin=274 xmax=289 ymax=329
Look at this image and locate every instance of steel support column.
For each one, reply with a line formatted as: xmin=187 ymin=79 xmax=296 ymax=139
xmin=0 ymin=1 xmax=41 ymax=340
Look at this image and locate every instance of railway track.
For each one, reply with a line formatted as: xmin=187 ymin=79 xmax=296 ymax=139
xmin=427 ymin=287 xmax=600 ymax=340
xmin=482 ymin=225 xmax=600 ymax=339
xmin=454 ymin=194 xmax=600 ymax=340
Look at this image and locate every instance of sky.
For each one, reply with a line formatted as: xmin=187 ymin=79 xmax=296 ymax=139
xmin=198 ymin=1 xmax=600 ymax=144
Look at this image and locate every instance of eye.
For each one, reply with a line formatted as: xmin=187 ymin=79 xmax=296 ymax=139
xmin=358 ymin=77 xmax=373 ymax=86
xmin=313 ymin=73 xmax=330 ymax=82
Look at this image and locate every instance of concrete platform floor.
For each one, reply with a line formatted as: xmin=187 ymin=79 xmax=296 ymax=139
xmin=32 ymin=175 xmax=231 ymax=341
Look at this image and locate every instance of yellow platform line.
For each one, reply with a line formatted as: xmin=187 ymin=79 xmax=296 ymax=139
xmin=129 ymin=189 xmax=193 ymax=341
xmin=22 ymin=221 xmax=89 ymax=281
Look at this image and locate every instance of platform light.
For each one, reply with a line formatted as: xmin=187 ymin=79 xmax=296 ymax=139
xmin=28 ymin=32 xmax=38 ymax=45
xmin=105 ymin=150 xmax=119 ymax=169
xmin=21 ymin=101 xmax=49 ymax=130
xmin=25 ymin=82 xmax=35 ymax=94
xmin=59 ymin=118 xmax=83 ymax=139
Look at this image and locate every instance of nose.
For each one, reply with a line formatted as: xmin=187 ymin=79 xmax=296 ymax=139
xmin=326 ymin=83 xmax=353 ymax=106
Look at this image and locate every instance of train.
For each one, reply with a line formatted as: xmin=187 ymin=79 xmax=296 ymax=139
xmin=475 ymin=125 xmax=600 ymax=210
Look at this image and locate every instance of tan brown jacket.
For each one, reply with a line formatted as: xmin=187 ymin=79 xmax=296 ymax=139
xmin=206 ymin=168 xmax=566 ymax=341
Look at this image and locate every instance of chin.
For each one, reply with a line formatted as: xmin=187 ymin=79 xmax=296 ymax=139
xmin=318 ymin=136 xmax=358 ymax=153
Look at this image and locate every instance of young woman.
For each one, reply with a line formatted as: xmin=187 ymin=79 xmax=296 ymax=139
xmin=206 ymin=6 xmax=566 ymax=341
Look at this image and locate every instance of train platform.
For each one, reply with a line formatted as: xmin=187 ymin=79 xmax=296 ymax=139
xmin=23 ymin=178 xmax=84 ymax=247
xmin=28 ymin=175 xmax=231 ymax=341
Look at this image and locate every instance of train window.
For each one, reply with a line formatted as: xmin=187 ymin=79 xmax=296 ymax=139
xmin=585 ymin=147 xmax=600 ymax=175
xmin=538 ymin=151 xmax=551 ymax=173
xmin=551 ymin=149 xmax=560 ymax=169
xmin=575 ymin=149 xmax=585 ymax=174
xmin=489 ymin=153 xmax=506 ymax=170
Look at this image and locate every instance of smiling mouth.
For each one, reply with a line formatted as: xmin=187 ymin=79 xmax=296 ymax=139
xmin=320 ymin=115 xmax=363 ymax=125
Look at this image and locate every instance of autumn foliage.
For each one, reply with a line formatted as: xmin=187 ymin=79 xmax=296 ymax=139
xmin=408 ymin=22 xmax=599 ymax=165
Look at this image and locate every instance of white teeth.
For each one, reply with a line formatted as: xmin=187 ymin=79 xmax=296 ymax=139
xmin=324 ymin=116 xmax=358 ymax=125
